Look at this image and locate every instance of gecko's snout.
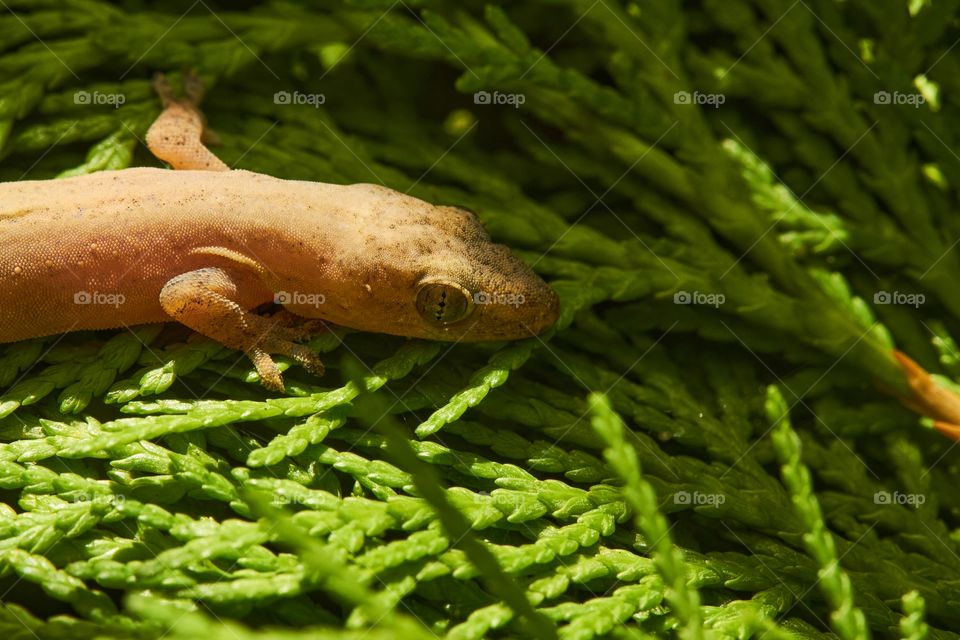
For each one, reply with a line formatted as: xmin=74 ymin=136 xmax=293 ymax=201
xmin=530 ymin=283 xmax=561 ymax=334
xmin=508 ymin=277 xmax=560 ymax=337
xmin=454 ymin=250 xmax=561 ymax=341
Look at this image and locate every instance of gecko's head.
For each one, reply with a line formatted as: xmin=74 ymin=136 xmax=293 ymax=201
xmin=402 ymin=205 xmax=560 ymax=342
xmin=320 ymin=186 xmax=560 ymax=342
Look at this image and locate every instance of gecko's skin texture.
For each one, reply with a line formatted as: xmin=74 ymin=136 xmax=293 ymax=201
xmin=0 ymin=76 xmax=559 ymax=391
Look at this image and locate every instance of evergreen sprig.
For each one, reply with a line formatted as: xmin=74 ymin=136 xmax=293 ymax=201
xmin=1 ymin=1 xmax=960 ymax=638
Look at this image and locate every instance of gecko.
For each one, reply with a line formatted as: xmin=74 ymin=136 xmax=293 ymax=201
xmin=0 ymin=74 xmax=560 ymax=391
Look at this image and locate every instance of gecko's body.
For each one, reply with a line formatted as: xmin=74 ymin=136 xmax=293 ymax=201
xmin=0 ymin=76 xmax=559 ymax=390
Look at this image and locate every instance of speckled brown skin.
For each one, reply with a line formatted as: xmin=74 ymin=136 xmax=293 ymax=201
xmin=0 ymin=79 xmax=559 ymax=391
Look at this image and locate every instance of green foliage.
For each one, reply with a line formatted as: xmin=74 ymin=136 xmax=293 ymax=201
xmin=769 ymin=387 xmax=868 ymax=640
xmin=1 ymin=1 xmax=960 ymax=638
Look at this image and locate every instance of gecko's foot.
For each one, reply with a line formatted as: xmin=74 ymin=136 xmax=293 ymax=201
xmin=249 ymin=336 xmax=325 ymax=392
xmin=182 ymin=67 xmax=206 ymax=105
xmin=153 ymin=69 xmax=205 ymax=107
xmin=893 ymin=349 xmax=960 ymax=440
xmin=254 ymin=314 xmax=328 ymax=390
xmin=152 ymin=72 xmax=176 ymax=107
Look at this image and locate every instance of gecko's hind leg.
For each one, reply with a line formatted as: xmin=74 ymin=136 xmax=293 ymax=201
xmin=146 ymin=71 xmax=229 ymax=171
xmin=160 ymin=267 xmax=326 ymax=393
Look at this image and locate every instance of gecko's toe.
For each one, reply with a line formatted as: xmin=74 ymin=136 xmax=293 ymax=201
xmin=261 ymin=375 xmax=286 ymax=393
xmin=248 ymin=347 xmax=286 ymax=393
xmin=182 ymin=68 xmax=206 ymax=105
xmin=289 ymin=345 xmax=326 ymax=377
xmin=152 ymin=72 xmax=175 ymax=106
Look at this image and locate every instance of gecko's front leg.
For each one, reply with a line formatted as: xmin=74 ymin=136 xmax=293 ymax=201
xmin=160 ymin=267 xmax=325 ymax=392
xmin=145 ymin=71 xmax=229 ymax=171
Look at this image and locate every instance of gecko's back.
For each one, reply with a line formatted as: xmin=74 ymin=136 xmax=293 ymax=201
xmin=0 ymin=168 xmax=331 ymax=341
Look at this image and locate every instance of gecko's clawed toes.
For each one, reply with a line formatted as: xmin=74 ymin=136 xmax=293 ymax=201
xmin=248 ymin=337 xmax=325 ymax=392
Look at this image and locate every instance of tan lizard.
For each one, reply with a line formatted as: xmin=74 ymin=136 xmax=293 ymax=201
xmin=0 ymin=74 xmax=559 ymax=391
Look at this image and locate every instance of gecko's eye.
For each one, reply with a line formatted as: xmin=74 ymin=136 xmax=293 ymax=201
xmin=416 ymin=279 xmax=474 ymax=325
